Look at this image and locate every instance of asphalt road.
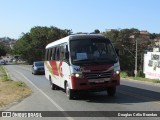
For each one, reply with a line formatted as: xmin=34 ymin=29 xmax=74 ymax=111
xmin=1 ymin=65 xmax=160 ymax=120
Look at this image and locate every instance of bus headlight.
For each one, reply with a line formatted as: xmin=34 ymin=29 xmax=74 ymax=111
xmin=72 ymin=73 xmax=84 ymax=78
xmin=114 ymin=70 xmax=120 ymax=75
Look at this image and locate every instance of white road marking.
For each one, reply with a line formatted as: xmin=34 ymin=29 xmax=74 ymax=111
xmin=16 ymin=70 xmax=74 ymax=120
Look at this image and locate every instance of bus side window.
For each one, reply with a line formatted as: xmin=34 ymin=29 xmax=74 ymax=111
xmin=52 ymin=47 xmax=56 ymax=60
xmin=60 ymin=44 xmax=65 ymax=60
xmin=55 ymin=47 xmax=60 ymax=61
xmin=45 ymin=49 xmax=49 ymax=60
xmin=47 ymin=48 xmax=52 ymax=60
xmin=50 ymin=48 xmax=53 ymax=60
xmin=47 ymin=49 xmax=50 ymax=60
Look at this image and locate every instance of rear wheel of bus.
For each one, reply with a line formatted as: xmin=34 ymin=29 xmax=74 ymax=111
xmin=65 ymin=82 xmax=74 ymax=100
xmin=107 ymin=87 xmax=116 ymax=96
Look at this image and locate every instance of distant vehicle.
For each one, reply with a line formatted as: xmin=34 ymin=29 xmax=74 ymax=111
xmin=9 ymin=59 xmax=13 ymax=62
xmin=0 ymin=59 xmax=6 ymax=65
xmin=13 ymin=59 xmax=17 ymax=62
xmin=32 ymin=61 xmax=45 ymax=75
xmin=44 ymin=34 xmax=120 ymax=99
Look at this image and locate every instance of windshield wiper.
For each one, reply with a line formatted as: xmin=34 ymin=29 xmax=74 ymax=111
xmin=73 ymin=59 xmax=91 ymax=62
xmin=99 ymin=57 xmax=117 ymax=63
xmin=73 ymin=59 xmax=100 ymax=65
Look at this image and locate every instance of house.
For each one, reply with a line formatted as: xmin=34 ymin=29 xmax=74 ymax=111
xmin=143 ymin=48 xmax=160 ymax=80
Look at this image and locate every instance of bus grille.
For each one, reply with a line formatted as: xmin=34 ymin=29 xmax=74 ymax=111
xmin=85 ymin=72 xmax=112 ymax=79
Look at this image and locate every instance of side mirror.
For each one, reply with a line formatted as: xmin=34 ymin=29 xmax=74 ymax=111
xmin=115 ymin=48 xmax=119 ymax=56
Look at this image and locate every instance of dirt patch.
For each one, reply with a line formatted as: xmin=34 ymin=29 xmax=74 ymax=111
xmin=0 ymin=65 xmax=32 ymax=108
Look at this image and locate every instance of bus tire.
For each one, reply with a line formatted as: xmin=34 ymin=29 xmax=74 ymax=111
xmin=50 ymin=81 xmax=56 ymax=90
xmin=107 ymin=87 xmax=116 ymax=96
xmin=65 ymin=82 xmax=74 ymax=100
xmin=50 ymin=79 xmax=56 ymax=90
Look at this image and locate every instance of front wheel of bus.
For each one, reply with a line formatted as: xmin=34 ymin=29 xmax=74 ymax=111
xmin=65 ymin=83 xmax=74 ymax=100
xmin=107 ymin=87 xmax=116 ymax=96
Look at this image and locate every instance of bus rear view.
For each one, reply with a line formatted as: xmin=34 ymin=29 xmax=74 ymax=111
xmin=45 ymin=34 xmax=120 ymax=99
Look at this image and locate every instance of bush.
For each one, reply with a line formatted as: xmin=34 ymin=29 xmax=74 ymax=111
xmin=120 ymin=71 xmax=128 ymax=78
xmin=137 ymin=70 xmax=145 ymax=78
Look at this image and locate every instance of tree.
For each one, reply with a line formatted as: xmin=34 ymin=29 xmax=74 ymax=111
xmin=13 ymin=26 xmax=72 ymax=64
xmin=0 ymin=43 xmax=7 ymax=57
xmin=103 ymin=28 xmax=151 ymax=75
xmin=102 ymin=29 xmax=119 ymax=46
xmin=94 ymin=29 xmax=100 ymax=34
xmin=149 ymin=33 xmax=157 ymax=39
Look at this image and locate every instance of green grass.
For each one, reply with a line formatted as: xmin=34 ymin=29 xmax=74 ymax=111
xmin=0 ymin=65 xmax=10 ymax=81
xmin=1 ymin=75 xmax=9 ymax=81
xmin=15 ymin=81 xmax=26 ymax=87
xmin=121 ymin=71 xmax=160 ymax=83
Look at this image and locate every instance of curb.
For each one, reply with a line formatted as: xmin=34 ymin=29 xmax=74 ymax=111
xmin=2 ymin=65 xmax=10 ymax=80
xmin=121 ymin=78 xmax=160 ymax=87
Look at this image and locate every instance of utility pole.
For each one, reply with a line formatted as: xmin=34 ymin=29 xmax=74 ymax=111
xmin=135 ymin=38 xmax=138 ymax=77
xmin=134 ymin=31 xmax=141 ymax=77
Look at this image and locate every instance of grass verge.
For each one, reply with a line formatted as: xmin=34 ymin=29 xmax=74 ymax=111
xmin=0 ymin=65 xmax=32 ymax=108
xmin=121 ymin=71 xmax=160 ymax=83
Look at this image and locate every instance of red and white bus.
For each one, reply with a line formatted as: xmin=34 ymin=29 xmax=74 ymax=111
xmin=44 ymin=34 xmax=120 ymax=99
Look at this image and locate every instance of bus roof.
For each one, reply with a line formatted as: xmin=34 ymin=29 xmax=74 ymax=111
xmin=45 ymin=34 xmax=105 ymax=49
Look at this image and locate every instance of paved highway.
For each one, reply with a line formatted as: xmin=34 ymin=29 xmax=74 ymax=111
xmin=2 ymin=65 xmax=160 ymax=120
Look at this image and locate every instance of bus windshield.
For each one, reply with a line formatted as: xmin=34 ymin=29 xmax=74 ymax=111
xmin=70 ymin=38 xmax=118 ymax=65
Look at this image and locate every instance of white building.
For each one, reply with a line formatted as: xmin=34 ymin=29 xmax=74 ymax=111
xmin=143 ymin=49 xmax=160 ymax=80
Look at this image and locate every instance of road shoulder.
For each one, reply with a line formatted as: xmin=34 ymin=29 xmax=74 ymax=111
xmin=121 ymin=78 xmax=160 ymax=87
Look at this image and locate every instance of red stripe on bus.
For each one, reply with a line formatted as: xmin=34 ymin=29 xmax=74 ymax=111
xmin=50 ymin=61 xmax=59 ymax=76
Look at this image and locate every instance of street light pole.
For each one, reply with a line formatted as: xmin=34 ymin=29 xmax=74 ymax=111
xmin=135 ymin=38 xmax=138 ymax=77
xmin=127 ymin=31 xmax=140 ymax=77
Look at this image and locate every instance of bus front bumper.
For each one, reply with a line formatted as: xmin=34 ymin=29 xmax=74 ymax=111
xmin=71 ymin=75 xmax=120 ymax=90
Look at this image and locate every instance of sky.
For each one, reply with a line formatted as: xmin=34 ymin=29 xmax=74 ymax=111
xmin=0 ymin=0 xmax=160 ymax=39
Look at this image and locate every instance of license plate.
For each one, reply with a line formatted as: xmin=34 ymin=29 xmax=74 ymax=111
xmin=95 ymin=79 xmax=104 ymax=83
xmin=88 ymin=79 xmax=104 ymax=83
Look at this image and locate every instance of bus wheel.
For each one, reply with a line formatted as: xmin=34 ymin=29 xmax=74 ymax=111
xmin=65 ymin=83 xmax=74 ymax=100
xmin=50 ymin=80 xmax=56 ymax=90
xmin=107 ymin=87 xmax=116 ymax=96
